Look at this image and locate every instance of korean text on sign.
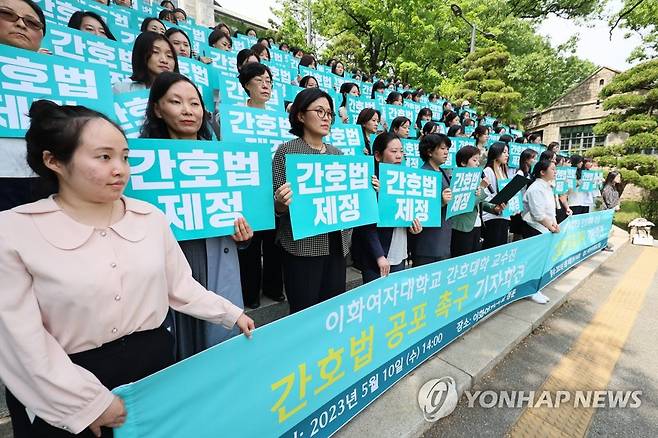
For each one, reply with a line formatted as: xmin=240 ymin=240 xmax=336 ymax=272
xmin=324 ymin=125 xmax=365 ymax=156
xmin=113 ymin=90 xmax=149 ymax=138
xmin=286 ymin=154 xmax=379 ymax=240
xmin=446 ymin=167 xmax=481 ymax=219
xmin=219 ymin=104 xmax=295 ymax=157
xmin=498 ymin=178 xmax=523 ymax=218
xmin=0 ymin=45 xmax=114 ymax=137
xmin=123 ymin=139 xmax=274 ymax=240
xmin=377 ymin=164 xmax=441 ymax=227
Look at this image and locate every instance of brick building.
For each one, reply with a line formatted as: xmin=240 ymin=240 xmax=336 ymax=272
xmin=524 ymin=66 xmax=628 ymax=156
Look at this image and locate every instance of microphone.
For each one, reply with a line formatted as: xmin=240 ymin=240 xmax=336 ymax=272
xmin=481 ymin=171 xmax=494 ymax=193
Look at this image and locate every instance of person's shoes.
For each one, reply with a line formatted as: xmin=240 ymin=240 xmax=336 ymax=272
xmin=245 ymin=300 xmax=260 ymax=309
xmin=264 ymin=292 xmax=286 ymax=302
xmin=603 ymin=245 xmax=614 ymax=252
xmin=530 ymin=291 xmax=550 ymax=304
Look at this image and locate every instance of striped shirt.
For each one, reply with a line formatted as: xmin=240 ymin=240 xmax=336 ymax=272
xmin=272 ymin=137 xmax=352 ymax=257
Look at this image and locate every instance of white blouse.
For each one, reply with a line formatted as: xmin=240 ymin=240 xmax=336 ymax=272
xmin=523 ymin=178 xmax=557 ymax=233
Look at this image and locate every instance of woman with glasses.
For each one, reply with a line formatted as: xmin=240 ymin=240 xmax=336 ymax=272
xmin=237 ymin=62 xmax=273 ymax=110
xmin=272 ymin=89 xmax=358 ymax=314
xmin=0 ymin=0 xmax=52 ymax=212
xmin=236 ymin=63 xmax=285 ymax=308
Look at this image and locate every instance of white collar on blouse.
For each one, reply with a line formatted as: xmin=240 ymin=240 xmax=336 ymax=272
xmin=12 ymin=195 xmax=153 ymax=249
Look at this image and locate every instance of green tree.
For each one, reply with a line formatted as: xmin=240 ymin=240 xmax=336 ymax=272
xmin=269 ymin=0 xmax=312 ymax=52
xmin=589 ymin=58 xmax=658 ymax=221
xmin=608 ymin=0 xmax=658 ymax=62
xmin=453 ymin=46 xmax=523 ymax=122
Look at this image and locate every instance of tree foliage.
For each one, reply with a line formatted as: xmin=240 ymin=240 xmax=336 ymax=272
xmin=609 ymin=0 xmax=658 ymax=62
xmin=589 ymin=57 xmax=658 ymax=219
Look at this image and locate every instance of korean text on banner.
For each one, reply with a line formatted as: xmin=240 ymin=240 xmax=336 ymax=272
xmin=123 ymin=139 xmax=274 ymax=240
xmin=377 ymin=164 xmax=441 ymax=227
xmin=286 ymin=154 xmax=379 ymax=240
xmin=113 ymin=90 xmax=149 ymax=138
xmin=446 ymin=167 xmax=481 ymax=219
xmin=579 ymin=170 xmax=602 ymax=192
xmin=324 ymin=125 xmax=366 ymax=156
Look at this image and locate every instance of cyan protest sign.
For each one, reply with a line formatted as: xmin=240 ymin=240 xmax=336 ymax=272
xmin=377 ymin=164 xmax=441 ymax=227
xmin=324 ymin=125 xmax=366 ymax=156
xmin=498 ymin=178 xmax=524 ymax=218
xmin=205 ymin=45 xmax=238 ymax=75
xmin=539 ymin=210 xmax=613 ymax=288
xmin=42 ymin=23 xmax=133 ymax=85
xmin=508 ymin=142 xmax=528 ymax=169
xmin=440 ymin=136 xmax=475 ymax=169
xmin=447 ymin=167 xmax=481 ymax=219
xmin=566 ymin=167 xmax=578 ymax=191
xmin=123 ymin=139 xmax=274 ymax=240
xmin=0 ymin=45 xmax=114 ymax=138
xmin=402 ymin=139 xmax=421 ymax=168
xmin=299 ymin=66 xmax=341 ymax=91
xmin=113 ymin=90 xmax=149 ymax=138
xmin=113 ymin=226 xmax=569 ymax=438
xmin=219 ymin=104 xmax=295 ymax=156
xmin=346 ymin=95 xmax=377 ymax=124
xmin=177 ymin=57 xmax=215 ymax=109
xmin=263 ymin=60 xmax=297 ymax=85
xmin=555 ymin=166 xmax=570 ymax=195
xmin=578 ymin=170 xmax=602 ymax=192
xmin=216 ymin=74 xmax=284 ymax=112
xmin=176 ymin=22 xmax=211 ymax=56
xmin=379 ymin=103 xmax=415 ymax=126
xmin=286 ymin=154 xmax=378 ymax=240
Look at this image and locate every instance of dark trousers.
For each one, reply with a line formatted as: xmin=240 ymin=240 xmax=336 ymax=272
xmin=450 ymin=227 xmax=482 ymax=258
xmin=482 ymin=219 xmax=509 ymax=249
xmin=361 ymin=261 xmax=405 ymax=284
xmin=281 ymin=248 xmax=346 ymax=314
xmin=6 ymin=327 xmax=174 ymax=438
xmin=521 ymin=222 xmax=543 ymax=239
xmin=571 ymin=206 xmax=590 ymax=215
xmin=238 ymin=229 xmax=283 ymax=304
xmin=411 ymin=255 xmax=449 ymax=267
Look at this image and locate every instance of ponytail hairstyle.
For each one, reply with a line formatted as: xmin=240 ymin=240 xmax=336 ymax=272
xmin=26 ymin=100 xmax=124 ymax=188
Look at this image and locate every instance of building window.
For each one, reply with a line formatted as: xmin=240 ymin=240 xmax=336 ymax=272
xmin=599 ymin=79 xmax=605 ymax=87
xmin=559 ymin=125 xmax=606 ymax=155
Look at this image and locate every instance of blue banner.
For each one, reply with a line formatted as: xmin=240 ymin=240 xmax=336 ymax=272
xmin=286 ymin=154 xmax=378 ymax=240
xmin=219 ymin=104 xmax=295 ymax=156
xmin=446 ymin=167 xmax=481 ymax=219
xmin=217 ymin=75 xmax=284 ymax=112
xmin=112 ymin=90 xmax=149 ymax=138
xmin=377 ymin=164 xmax=441 ymax=227
xmin=508 ymin=142 xmax=527 ymax=169
xmin=177 ymin=57 xmax=215 ymax=110
xmin=539 ymin=210 xmax=614 ymax=288
xmin=345 ymin=95 xmax=377 ymax=124
xmin=112 ymin=211 xmax=613 ymax=438
xmin=0 ymin=45 xmax=114 ymax=137
xmin=123 ymin=139 xmax=274 ymax=240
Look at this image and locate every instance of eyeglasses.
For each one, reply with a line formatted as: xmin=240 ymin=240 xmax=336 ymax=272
xmin=305 ymin=108 xmax=335 ymax=120
xmin=251 ymin=78 xmax=272 ymax=87
xmin=0 ymin=7 xmax=43 ymax=31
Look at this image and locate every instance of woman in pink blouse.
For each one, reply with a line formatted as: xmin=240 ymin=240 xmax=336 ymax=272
xmin=0 ymin=100 xmax=255 ymax=437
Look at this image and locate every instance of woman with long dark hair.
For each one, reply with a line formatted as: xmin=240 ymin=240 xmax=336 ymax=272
xmin=67 ymin=11 xmax=115 ymax=40
xmin=356 ymin=108 xmax=381 ymax=154
xmin=140 ymin=72 xmax=254 ymax=359
xmin=112 ymin=31 xmax=179 ymax=93
xmin=352 ymin=132 xmax=422 ymax=283
xmin=481 ymin=142 xmax=513 ymax=249
xmin=338 ymin=82 xmax=360 ymax=123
